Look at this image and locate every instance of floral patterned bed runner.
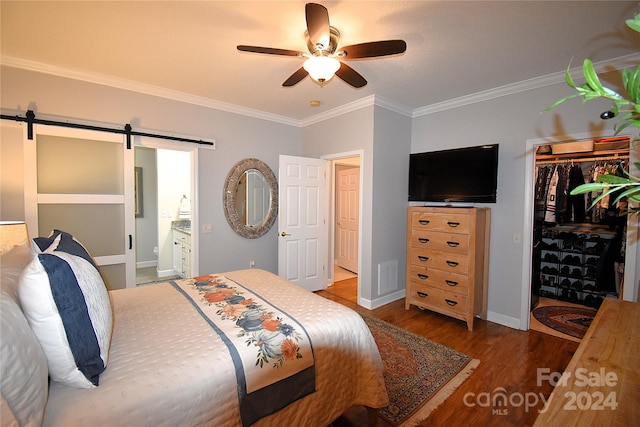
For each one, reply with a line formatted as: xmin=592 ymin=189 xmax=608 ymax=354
xmin=170 ymin=274 xmax=315 ymax=426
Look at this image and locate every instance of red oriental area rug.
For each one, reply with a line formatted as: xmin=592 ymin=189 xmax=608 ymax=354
xmin=360 ymin=313 xmax=479 ymax=426
xmin=532 ymin=305 xmax=598 ymax=339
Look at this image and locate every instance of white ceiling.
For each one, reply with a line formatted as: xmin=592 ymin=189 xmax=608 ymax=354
xmin=2 ymin=1 xmax=639 ymax=123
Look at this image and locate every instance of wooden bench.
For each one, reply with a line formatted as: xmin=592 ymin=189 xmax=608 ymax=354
xmin=533 ymin=298 xmax=639 ymax=426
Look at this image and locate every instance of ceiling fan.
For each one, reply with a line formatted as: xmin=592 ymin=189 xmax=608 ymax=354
xmin=237 ymin=3 xmax=407 ymax=88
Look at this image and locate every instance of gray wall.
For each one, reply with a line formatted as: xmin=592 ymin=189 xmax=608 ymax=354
xmin=301 ymin=104 xmax=411 ymax=306
xmin=1 ymin=64 xmax=635 ymax=325
xmin=0 ymin=66 xmax=301 ymax=275
xmin=410 ymin=76 xmax=622 ymax=326
xmin=134 ymin=147 xmax=158 ymax=265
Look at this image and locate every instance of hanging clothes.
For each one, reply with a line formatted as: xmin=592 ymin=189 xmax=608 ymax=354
xmin=544 ymin=165 xmax=559 ymax=226
xmin=565 ymin=164 xmax=586 ymax=223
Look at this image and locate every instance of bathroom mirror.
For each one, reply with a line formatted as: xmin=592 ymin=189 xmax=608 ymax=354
xmin=223 ymin=158 xmax=278 ymax=238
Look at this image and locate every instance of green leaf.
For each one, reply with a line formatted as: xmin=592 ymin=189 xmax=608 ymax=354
xmin=570 ymin=182 xmax=611 ymax=195
xmin=625 ymin=65 xmax=640 ymax=104
xmin=544 ymin=93 xmax=581 ymax=111
xmin=583 ymin=59 xmax=606 ymax=94
xmin=565 ymin=64 xmax=577 ymax=89
xmin=615 ymin=119 xmax=637 ymax=134
xmin=596 ymin=174 xmax=636 ymax=185
xmin=588 ymin=190 xmax=615 ymax=209
xmin=612 ymin=187 xmax=640 ymax=205
xmin=626 ymin=14 xmax=640 ymax=32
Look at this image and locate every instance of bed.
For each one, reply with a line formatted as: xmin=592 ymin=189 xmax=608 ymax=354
xmin=1 ymin=226 xmax=388 ymax=427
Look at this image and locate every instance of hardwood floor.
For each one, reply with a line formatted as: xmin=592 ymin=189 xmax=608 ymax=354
xmin=319 ymin=278 xmax=579 ymax=427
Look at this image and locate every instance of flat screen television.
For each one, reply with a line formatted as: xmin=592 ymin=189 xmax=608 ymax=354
xmin=408 ymin=144 xmax=499 ymax=203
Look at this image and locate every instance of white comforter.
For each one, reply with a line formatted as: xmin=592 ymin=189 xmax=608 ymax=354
xmin=43 ymin=269 xmax=388 ymax=426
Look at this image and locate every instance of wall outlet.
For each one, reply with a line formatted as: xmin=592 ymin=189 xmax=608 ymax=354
xmin=250 ymin=259 xmax=256 ymax=268
xmin=202 ymin=224 xmax=212 ymax=233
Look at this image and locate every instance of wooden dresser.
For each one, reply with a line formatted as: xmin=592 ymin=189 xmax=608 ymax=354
xmin=405 ymin=206 xmax=490 ymax=331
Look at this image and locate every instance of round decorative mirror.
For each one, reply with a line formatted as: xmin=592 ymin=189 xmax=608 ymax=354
xmin=223 ymin=158 xmax=278 ymax=238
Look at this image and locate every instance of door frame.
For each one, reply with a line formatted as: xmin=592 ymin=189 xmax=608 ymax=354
xmin=521 ymin=132 xmax=639 ymax=330
xmin=323 ymin=150 xmax=364 ymax=295
xmin=134 ymin=137 xmax=200 ymax=281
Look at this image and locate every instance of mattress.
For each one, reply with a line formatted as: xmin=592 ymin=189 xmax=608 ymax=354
xmin=42 ymin=269 xmax=388 ymax=426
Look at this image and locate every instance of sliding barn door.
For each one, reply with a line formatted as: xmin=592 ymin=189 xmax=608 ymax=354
xmin=24 ymin=125 xmax=135 ymax=289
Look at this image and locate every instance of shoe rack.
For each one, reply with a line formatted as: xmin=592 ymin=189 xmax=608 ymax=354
xmin=538 ymin=226 xmax=618 ymax=308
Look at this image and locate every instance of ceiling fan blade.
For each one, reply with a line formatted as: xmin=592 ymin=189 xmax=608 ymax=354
xmin=305 ymin=3 xmax=330 ymax=50
xmin=338 ymin=40 xmax=407 ymax=59
xmin=237 ymin=45 xmax=303 ymax=57
xmin=282 ymin=67 xmax=309 ymax=87
xmin=335 ymin=63 xmax=367 ymax=88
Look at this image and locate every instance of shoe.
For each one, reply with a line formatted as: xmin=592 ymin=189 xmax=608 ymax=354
xmin=569 ymin=290 xmax=579 ymax=302
xmin=571 ymin=280 xmax=582 ymax=290
xmin=546 ymin=253 xmax=560 ymax=263
xmin=562 ymin=255 xmax=574 ymax=264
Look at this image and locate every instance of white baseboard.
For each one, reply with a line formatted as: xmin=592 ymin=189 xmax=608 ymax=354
xmin=157 ymin=268 xmax=178 ymax=278
xmin=359 ymin=289 xmax=405 ymax=310
xmin=486 ymin=310 xmax=521 ymax=330
xmin=136 ymin=260 xmax=157 ymax=269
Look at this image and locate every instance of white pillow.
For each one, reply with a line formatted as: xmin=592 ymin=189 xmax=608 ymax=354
xmin=19 ymin=251 xmax=112 ymax=388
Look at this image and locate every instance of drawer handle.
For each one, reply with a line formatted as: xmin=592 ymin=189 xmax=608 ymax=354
xmin=417 ymin=273 xmax=429 ymax=280
xmin=418 ymin=220 xmax=430 ymax=225
xmin=446 ymin=260 xmax=459 ymax=267
xmin=446 ymin=241 xmax=460 ymax=247
xmin=417 ymin=291 xmax=428 ymax=298
xmin=447 ymin=221 xmax=460 ymax=227
xmin=418 ymin=238 xmax=430 ymax=244
xmin=418 ymin=256 xmax=429 ymax=262
xmin=445 ymin=280 xmax=459 ymax=287
xmin=445 ymin=299 xmax=458 ymax=306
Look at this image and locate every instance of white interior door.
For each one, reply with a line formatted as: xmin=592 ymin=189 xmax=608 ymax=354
xmin=335 ymin=165 xmax=359 ymax=273
xmin=278 ymin=155 xmax=327 ymax=292
xmin=24 ymin=125 xmax=135 ymax=289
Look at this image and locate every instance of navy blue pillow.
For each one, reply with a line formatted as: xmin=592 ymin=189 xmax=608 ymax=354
xmin=33 ymin=230 xmax=96 ymax=268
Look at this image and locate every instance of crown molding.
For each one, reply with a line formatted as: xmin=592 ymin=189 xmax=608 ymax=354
xmin=4 ymin=53 xmax=639 ymax=127
xmin=301 ymin=94 xmax=412 ymax=126
xmin=1 ymin=55 xmax=302 ymax=127
xmin=413 ymin=53 xmax=640 ymax=117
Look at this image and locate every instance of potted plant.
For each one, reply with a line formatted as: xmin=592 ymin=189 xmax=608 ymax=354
xmin=545 ymin=14 xmax=640 ymax=215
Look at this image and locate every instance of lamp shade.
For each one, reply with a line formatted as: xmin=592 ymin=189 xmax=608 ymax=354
xmin=303 ymin=56 xmax=341 ymax=83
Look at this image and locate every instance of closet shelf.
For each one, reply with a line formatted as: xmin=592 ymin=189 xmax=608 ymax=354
xmin=536 ymin=148 xmax=629 ymax=164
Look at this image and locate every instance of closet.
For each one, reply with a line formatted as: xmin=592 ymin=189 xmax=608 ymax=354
xmin=532 ymin=137 xmax=630 ymax=310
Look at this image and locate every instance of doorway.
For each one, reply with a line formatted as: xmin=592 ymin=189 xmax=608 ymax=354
xmin=521 ymin=134 xmax=639 ymax=331
xmin=134 ymin=142 xmax=197 ymax=285
xmin=327 ymin=153 xmax=362 ymax=301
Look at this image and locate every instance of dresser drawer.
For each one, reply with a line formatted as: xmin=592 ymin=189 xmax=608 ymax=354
xmin=407 ymin=283 xmax=468 ymax=315
xmin=410 ymin=211 xmax=470 ymax=234
xmin=409 ymin=230 xmax=470 ymax=254
xmin=409 ymin=248 xmax=469 ymax=274
xmin=409 ymin=265 xmax=469 ymax=292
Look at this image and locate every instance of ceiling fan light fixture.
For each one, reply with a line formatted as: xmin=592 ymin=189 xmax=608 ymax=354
xmin=303 ymin=56 xmax=340 ymax=84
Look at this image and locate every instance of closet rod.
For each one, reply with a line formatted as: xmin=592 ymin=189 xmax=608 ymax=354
xmin=0 ymin=110 xmax=214 ymax=149
xmin=536 ymin=154 xmax=629 ymax=165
